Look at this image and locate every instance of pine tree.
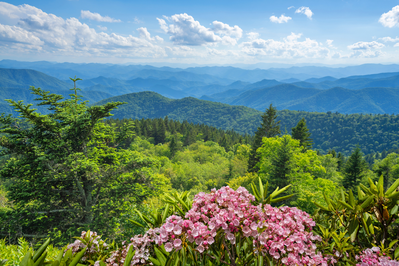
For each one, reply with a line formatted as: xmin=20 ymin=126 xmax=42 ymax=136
xmin=269 ymin=136 xmax=292 ymax=202
xmin=169 ymin=135 xmax=178 ymax=158
xmin=248 ymin=104 xmax=281 ymax=172
xmin=343 ymin=146 xmax=368 ymax=192
xmin=291 ymin=118 xmax=313 ymax=151
xmin=0 ymin=82 xmax=155 ymax=243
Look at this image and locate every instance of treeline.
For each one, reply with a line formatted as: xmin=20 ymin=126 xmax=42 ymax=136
xmin=101 ymin=117 xmax=253 ymax=150
xmin=277 ymin=110 xmax=399 ymax=155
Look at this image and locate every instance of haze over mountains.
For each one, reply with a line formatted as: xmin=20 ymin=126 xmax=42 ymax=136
xmin=1 ymin=60 xmax=399 ymax=116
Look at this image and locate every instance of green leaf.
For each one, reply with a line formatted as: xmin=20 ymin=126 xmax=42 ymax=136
xmin=128 ymin=219 xmax=146 ymax=228
xmin=270 ymin=194 xmax=294 ymax=203
xmin=395 ymin=246 xmax=399 ymax=259
xmin=338 ymin=200 xmax=354 ymax=210
xmin=348 ymin=190 xmax=355 ymax=207
xmin=360 ymin=196 xmax=373 ymax=210
xmin=149 ymin=258 xmax=161 ymax=266
xmin=154 ymin=247 xmax=166 ymax=266
xmin=20 ymin=252 xmax=32 ymax=266
xmin=386 ymin=178 xmax=399 ymax=195
xmin=348 ymin=219 xmax=359 ymax=242
xmin=33 ymin=239 xmax=51 ymax=262
xmin=258 ymin=177 xmax=264 ymax=199
xmin=33 ymin=252 xmax=47 ymax=266
xmin=68 ymin=247 xmax=87 ymax=266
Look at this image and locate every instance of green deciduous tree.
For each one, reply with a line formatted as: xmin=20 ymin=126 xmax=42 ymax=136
xmin=248 ymin=104 xmax=280 ymax=172
xmin=0 ymin=84 xmax=159 ymax=244
xmin=291 ymin=117 xmax=313 ymax=151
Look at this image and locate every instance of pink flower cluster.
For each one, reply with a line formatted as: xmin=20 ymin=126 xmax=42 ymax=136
xmin=106 ymin=229 xmax=159 ymax=266
xmin=152 ymin=186 xmax=329 ymax=266
xmin=255 ymin=205 xmax=328 ymax=266
xmin=66 ymin=231 xmax=108 ymax=262
xmin=355 ymin=247 xmax=399 ymax=266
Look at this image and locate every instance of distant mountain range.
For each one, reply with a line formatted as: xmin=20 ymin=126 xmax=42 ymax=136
xmin=1 ymin=61 xmax=399 ymax=115
xmin=3 ymin=59 xmax=399 ymax=82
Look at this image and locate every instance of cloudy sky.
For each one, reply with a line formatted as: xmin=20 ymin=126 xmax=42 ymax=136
xmin=1 ymin=0 xmax=399 ymax=66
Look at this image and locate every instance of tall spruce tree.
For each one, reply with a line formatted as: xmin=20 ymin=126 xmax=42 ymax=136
xmin=0 ymin=83 xmax=156 ymax=244
xmin=269 ymin=136 xmax=292 ymax=192
xmin=291 ymin=118 xmax=313 ymax=151
xmin=248 ymin=104 xmax=281 ymax=172
xmin=343 ymin=146 xmax=368 ymax=192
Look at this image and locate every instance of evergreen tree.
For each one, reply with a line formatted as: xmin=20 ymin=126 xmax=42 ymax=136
xmin=169 ymin=135 xmax=178 ymax=158
xmin=337 ymin=152 xmax=344 ymax=172
xmin=269 ymin=136 xmax=292 ymax=203
xmin=343 ymin=146 xmax=368 ymax=192
xmin=183 ymin=128 xmax=196 ymax=146
xmin=248 ymin=104 xmax=281 ymax=172
xmin=154 ymin=119 xmax=166 ymax=144
xmin=0 ymin=83 xmax=155 ymax=243
xmin=291 ymin=118 xmax=313 ymax=151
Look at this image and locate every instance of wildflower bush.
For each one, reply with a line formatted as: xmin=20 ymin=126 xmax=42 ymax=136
xmin=6 ymin=177 xmax=399 ymax=266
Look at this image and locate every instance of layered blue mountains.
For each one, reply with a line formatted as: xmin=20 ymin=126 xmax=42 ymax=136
xmin=1 ymin=59 xmax=399 ymax=116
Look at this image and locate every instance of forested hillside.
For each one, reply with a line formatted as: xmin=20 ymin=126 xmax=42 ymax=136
xmin=93 ymin=91 xmax=399 ymax=155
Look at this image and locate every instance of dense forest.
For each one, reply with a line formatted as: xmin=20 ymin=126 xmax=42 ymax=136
xmin=94 ymin=91 xmax=399 ymax=155
xmin=0 ymin=85 xmax=399 ymax=266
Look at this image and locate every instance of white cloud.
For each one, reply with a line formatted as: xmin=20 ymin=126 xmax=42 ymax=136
xmin=348 ymin=41 xmax=385 ymax=58
xmin=212 ymin=21 xmax=242 ymax=39
xmin=0 ymin=3 xmax=165 ymax=58
xmin=0 ymin=24 xmax=43 ymax=46
xmin=137 ymin=27 xmax=163 ymax=42
xmin=348 ymin=41 xmax=384 ymax=50
xmin=326 ymin=39 xmax=334 ymax=47
xmin=247 ymin=32 xmax=259 ymax=40
xmin=81 ymin=10 xmax=121 ymax=23
xmin=288 ymin=6 xmax=295 ymax=10
xmin=379 ymin=6 xmax=399 ymax=28
xmin=269 ymin=14 xmax=292 ymax=23
xmin=97 ymin=25 xmax=107 ymax=31
xmin=295 ymin=7 xmax=313 ymax=20
xmin=240 ymin=32 xmax=330 ymax=59
xmin=395 ymin=43 xmax=399 ymax=47
xmin=379 ymin=36 xmax=399 ymax=42
xmin=157 ymin=13 xmax=242 ymax=46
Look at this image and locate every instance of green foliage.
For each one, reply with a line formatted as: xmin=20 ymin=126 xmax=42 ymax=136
xmin=248 ymin=104 xmax=280 ymax=172
xmin=343 ymin=146 xmax=369 ymax=193
xmin=373 ymin=153 xmax=399 ymax=190
xmin=291 ymin=117 xmax=313 ymax=151
xmin=314 ymin=176 xmax=399 ymax=259
xmin=0 ymin=84 xmax=160 ymax=244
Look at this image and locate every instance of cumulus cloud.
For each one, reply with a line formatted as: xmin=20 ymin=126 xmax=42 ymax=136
xmin=295 ymin=7 xmax=313 ymax=20
xmin=247 ymin=32 xmax=259 ymax=40
xmin=157 ymin=13 xmax=242 ymax=46
xmin=0 ymin=3 xmax=165 ymax=58
xmin=81 ymin=10 xmax=121 ymax=23
xmin=379 ymin=36 xmax=399 ymax=42
xmin=0 ymin=24 xmax=43 ymax=46
xmin=379 ymin=6 xmax=399 ymax=28
xmin=348 ymin=41 xmax=384 ymax=50
xmin=348 ymin=41 xmax=385 ymax=58
xmin=269 ymin=14 xmax=292 ymax=23
xmin=137 ymin=27 xmax=163 ymax=42
xmin=240 ymin=32 xmax=330 ymax=58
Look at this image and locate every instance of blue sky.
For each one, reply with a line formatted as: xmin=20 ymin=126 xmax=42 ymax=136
xmin=1 ymin=0 xmax=399 ymax=66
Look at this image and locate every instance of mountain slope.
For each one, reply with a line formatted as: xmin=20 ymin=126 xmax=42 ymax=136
xmin=0 ymin=68 xmax=71 ymax=90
